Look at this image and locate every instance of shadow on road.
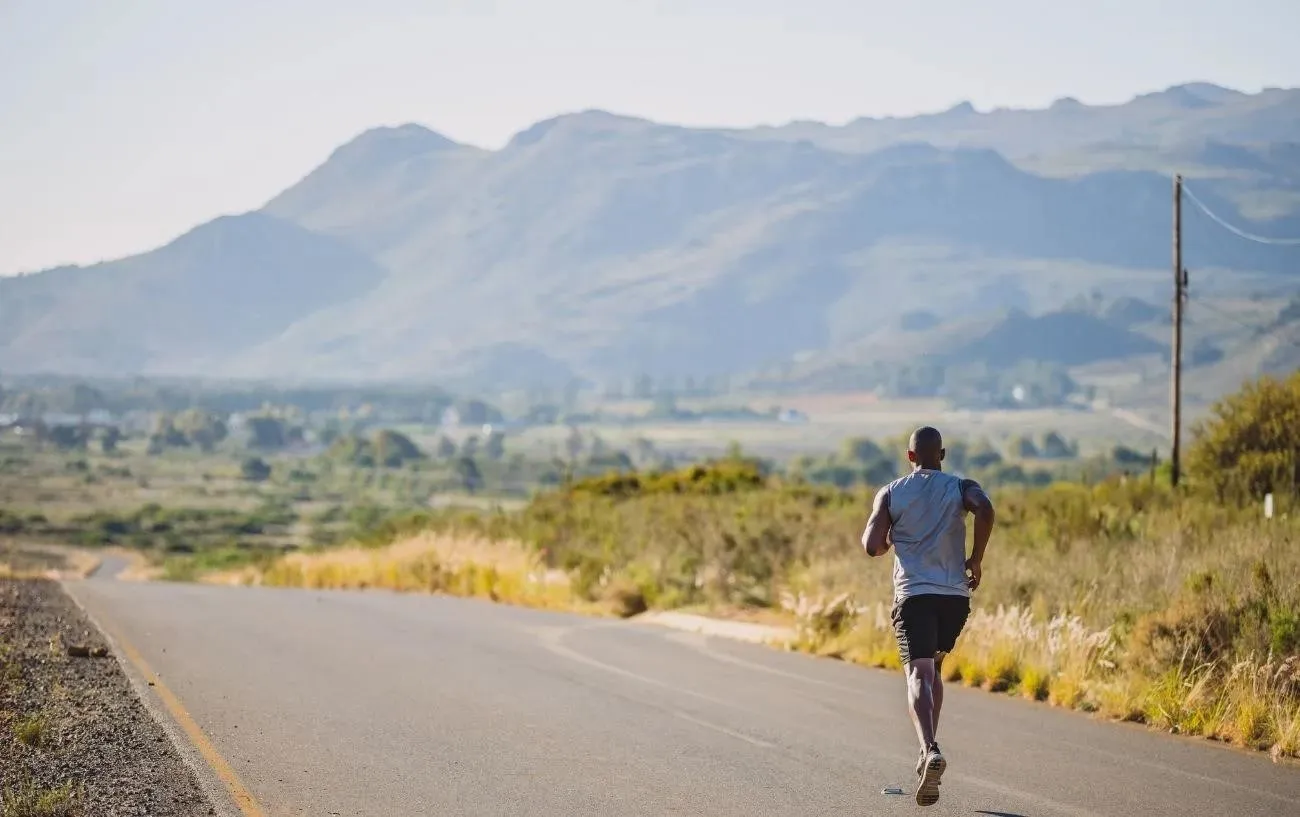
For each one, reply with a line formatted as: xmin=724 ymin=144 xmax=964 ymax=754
xmin=975 ymin=811 xmax=1030 ymax=817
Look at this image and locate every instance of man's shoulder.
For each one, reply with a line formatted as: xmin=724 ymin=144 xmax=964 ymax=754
xmin=881 ymin=473 xmax=917 ymax=496
xmin=885 ymin=471 xmax=982 ymax=495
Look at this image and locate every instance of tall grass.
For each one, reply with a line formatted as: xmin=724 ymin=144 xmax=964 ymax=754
xmin=242 ymin=462 xmax=1300 ymax=759
xmin=225 ymin=531 xmax=589 ymax=612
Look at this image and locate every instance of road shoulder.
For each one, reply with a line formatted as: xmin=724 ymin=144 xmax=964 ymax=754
xmin=0 ymin=576 xmax=217 ymax=815
xmin=631 ymin=609 xmax=796 ymax=645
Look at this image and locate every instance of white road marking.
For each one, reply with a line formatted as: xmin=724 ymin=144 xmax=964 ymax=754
xmin=672 ymin=711 xmax=775 ymax=749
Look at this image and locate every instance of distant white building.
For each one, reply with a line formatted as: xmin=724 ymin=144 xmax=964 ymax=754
xmin=440 ymin=406 xmax=461 ymax=429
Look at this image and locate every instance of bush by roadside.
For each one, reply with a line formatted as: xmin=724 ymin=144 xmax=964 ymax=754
xmin=228 ymin=465 xmax=1300 ymax=761
xmin=112 ymin=372 xmax=1300 ymax=762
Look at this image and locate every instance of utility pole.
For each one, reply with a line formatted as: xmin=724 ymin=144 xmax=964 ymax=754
xmin=1171 ymin=174 xmax=1185 ymax=488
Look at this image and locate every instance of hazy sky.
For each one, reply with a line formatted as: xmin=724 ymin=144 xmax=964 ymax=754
xmin=2 ymin=0 xmax=1297 ymax=276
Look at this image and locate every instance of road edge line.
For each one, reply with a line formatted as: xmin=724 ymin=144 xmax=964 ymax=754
xmin=58 ymin=578 xmax=267 ymax=817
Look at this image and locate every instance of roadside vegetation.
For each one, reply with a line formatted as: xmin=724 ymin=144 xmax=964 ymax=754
xmin=3 ymin=372 xmax=1298 ymax=760
xmin=237 ymin=372 xmax=1300 ymax=761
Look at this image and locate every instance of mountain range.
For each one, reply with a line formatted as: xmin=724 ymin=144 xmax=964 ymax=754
xmin=2 ymin=82 xmax=1298 ymax=404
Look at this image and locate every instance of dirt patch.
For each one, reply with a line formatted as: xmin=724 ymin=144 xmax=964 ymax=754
xmin=0 ymin=541 xmax=101 ymax=581
xmin=0 ymin=577 xmax=214 ymax=815
xmin=100 ymin=548 xmax=162 ymax=582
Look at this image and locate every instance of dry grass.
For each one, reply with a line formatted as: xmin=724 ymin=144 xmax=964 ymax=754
xmin=13 ymin=713 xmax=48 ymax=748
xmin=230 ymin=473 xmax=1300 ymax=760
xmin=0 ymin=543 xmax=100 ymax=581
xmin=87 ymin=440 xmax=1293 ymax=762
xmin=0 ymin=780 xmax=80 ymax=817
xmin=235 ymin=532 xmax=595 ymax=613
xmin=782 ymin=591 xmax=1300 ymax=760
xmin=1139 ymin=655 xmax=1300 ymax=757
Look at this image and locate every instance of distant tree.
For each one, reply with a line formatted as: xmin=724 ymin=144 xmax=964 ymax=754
xmin=373 ymin=429 xmax=423 ymax=468
xmin=1006 ymin=435 xmax=1039 ymax=459
xmin=246 ymin=416 xmax=287 ymax=450
xmin=484 ymin=430 xmax=506 ymax=461
xmin=1111 ymin=445 xmax=1151 ymax=468
xmin=241 ymin=456 xmax=272 ymax=482
xmin=100 ymin=426 xmax=122 ymax=454
xmin=317 ymin=420 xmax=344 ymax=446
xmin=865 ymin=458 xmax=899 ymax=486
xmin=455 ymin=457 xmax=482 ymax=494
xmin=1188 ymin=371 xmax=1300 ymax=499
xmin=460 ymin=435 xmax=480 ymax=458
xmin=176 ymin=409 xmax=228 ymax=453
xmin=808 ymin=464 xmax=859 ymax=489
xmin=47 ymin=424 xmax=89 ymax=451
xmin=841 ymin=437 xmax=885 ymax=464
xmin=149 ymin=414 xmax=189 ymax=451
xmin=1039 ymin=431 xmax=1076 ymax=459
xmin=966 ymin=441 xmax=1004 ymax=470
xmin=327 ymin=434 xmax=375 ymax=468
xmin=435 ymin=435 xmax=457 ymax=459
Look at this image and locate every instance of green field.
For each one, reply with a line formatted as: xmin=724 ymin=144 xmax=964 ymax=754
xmin=425 ymin=395 xmax=1172 ymax=463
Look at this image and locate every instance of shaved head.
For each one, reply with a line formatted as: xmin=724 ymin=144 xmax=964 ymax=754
xmin=907 ymin=426 xmax=945 ymax=470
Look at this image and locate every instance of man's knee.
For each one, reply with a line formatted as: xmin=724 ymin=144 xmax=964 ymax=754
xmin=905 ymin=657 xmax=936 ymax=688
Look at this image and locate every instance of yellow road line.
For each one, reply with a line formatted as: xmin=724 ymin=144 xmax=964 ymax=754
xmin=112 ymin=629 xmax=268 ymax=817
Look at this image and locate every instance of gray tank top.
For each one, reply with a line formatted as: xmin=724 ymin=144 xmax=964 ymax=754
xmin=885 ymin=469 xmax=970 ymax=601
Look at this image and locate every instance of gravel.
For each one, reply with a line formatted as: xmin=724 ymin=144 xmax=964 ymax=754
xmin=0 ymin=577 xmax=215 ymax=816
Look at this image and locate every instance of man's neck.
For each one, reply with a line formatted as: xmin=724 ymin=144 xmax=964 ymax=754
xmin=913 ymin=463 xmax=942 ymax=472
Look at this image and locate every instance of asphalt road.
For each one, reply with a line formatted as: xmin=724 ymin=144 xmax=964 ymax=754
xmin=67 ymin=562 xmax=1299 ymax=817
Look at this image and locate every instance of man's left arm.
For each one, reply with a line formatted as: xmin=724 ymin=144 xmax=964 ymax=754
xmin=861 ymin=486 xmax=892 ymax=557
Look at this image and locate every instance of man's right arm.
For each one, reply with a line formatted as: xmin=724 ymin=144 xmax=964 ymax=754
xmin=861 ymin=486 xmax=892 ymax=558
xmin=959 ymin=478 xmax=995 ymax=579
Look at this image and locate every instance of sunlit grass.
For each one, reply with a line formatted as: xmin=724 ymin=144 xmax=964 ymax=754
xmin=0 ymin=779 xmax=80 ymax=817
xmin=244 ymin=531 xmax=592 ymax=613
xmin=13 ymin=713 xmax=48 ymax=748
xmin=233 ymin=468 xmax=1300 ymax=759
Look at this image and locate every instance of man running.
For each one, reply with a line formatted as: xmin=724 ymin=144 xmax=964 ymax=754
xmin=860 ymin=426 xmax=996 ymax=807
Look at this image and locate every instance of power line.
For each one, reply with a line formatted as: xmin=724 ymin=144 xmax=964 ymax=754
xmin=1181 ymin=182 xmax=1300 ymax=246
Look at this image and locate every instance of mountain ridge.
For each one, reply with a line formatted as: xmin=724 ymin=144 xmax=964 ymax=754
xmin=2 ymin=82 xmax=1298 ymax=405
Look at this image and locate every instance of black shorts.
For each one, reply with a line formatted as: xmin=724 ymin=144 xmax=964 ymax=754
xmin=891 ymin=593 xmax=971 ymax=665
